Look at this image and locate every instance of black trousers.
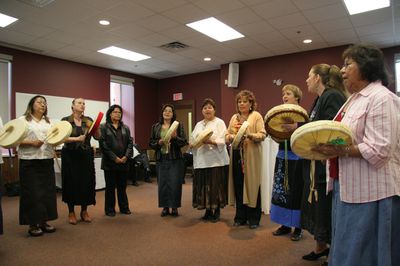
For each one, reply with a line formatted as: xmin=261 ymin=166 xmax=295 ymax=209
xmin=104 ymin=170 xmax=129 ymax=213
xmin=232 ymin=150 xmax=261 ymax=226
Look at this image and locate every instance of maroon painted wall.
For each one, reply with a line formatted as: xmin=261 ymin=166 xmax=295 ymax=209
xmin=156 ymin=70 xmax=221 ymax=122
xmin=0 ymin=46 xmax=158 ymax=148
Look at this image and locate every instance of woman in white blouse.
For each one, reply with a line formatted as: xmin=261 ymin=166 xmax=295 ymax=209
xmin=190 ymin=98 xmax=229 ymax=222
xmin=18 ymin=95 xmax=57 ymax=237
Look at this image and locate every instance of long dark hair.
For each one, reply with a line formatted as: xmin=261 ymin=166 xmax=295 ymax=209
xmin=23 ymin=95 xmax=50 ymax=123
xmin=106 ymin=104 xmax=123 ymax=123
xmin=159 ymin=104 xmax=176 ymax=124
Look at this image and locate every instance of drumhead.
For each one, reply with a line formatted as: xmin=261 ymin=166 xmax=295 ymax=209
xmin=265 ymin=104 xmax=309 ymax=142
xmin=290 ymin=120 xmax=353 ymax=160
xmin=0 ymin=119 xmax=29 ymax=148
xmin=192 ymin=128 xmax=213 ymax=148
xmin=87 ymin=112 xmax=104 ymax=136
xmin=163 ymin=121 xmax=179 ymax=143
xmin=47 ymin=121 xmax=73 ymax=145
xmin=232 ymin=121 xmax=249 ymax=149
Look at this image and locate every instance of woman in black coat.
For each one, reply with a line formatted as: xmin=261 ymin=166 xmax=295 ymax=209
xmin=149 ymin=104 xmax=187 ymax=217
xmin=99 ymin=105 xmax=133 ymax=216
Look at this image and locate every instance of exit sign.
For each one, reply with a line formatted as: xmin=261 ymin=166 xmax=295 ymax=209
xmin=173 ymin=92 xmax=183 ymax=101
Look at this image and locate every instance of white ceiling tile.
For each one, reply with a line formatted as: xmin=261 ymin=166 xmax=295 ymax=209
xmin=279 ymin=24 xmax=319 ymax=39
xmin=217 ymin=8 xmax=262 ymax=27
xmin=136 ymin=15 xmax=180 ymax=31
xmin=140 ymin=34 xmax=175 ymax=47
xmin=321 ymin=28 xmax=359 ymax=43
xmin=27 ymin=37 xmax=68 ymax=51
xmin=7 ymin=20 xmax=55 ymax=38
xmin=349 ymin=8 xmax=392 ymax=26
xmin=109 ymin=23 xmax=154 ymax=39
xmin=252 ymin=0 xmax=299 ymax=20
xmin=355 ymin=21 xmax=393 ymax=36
xmin=268 ymin=13 xmax=309 ymax=29
xmin=235 ymin=21 xmax=275 ymax=37
xmin=162 ymin=3 xmax=209 ymax=24
xmin=302 ymin=3 xmax=348 ymax=23
xmin=250 ymin=30 xmax=287 ymax=43
xmin=101 ymin=2 xmax=155 ymax=22
xmin=293 ymin=0 xmax=341 ymax=11
xmin=135 ymin=0 xmax=188 ymax=13
xmin=192 ymin=0 xmax=245 ymax=15
xmin=0 ymin=30 xmax=37 ymax=46
xmin=313 ymin=17 xmax=353 ymax=33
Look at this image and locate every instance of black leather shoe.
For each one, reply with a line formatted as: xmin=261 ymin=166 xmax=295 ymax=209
xmin=28 ymin=225 xmax=43 ymax=237
xmin=233 ymin=221 xmax=247 ymax=227
xmin=249 ymin=224 xmax=259 ymax=229
xmin=290 ymin=228 xmax=302 ymax=241
xmin=121 ymin=209 xmax=132 ymax=215
xmin=272 ymin=225 xmax=291 ymax=236
xmin=132 ymin=181 xmax=139 ymax=186
xmin=302 ymin=248 xmax=330 ymax=261
xmin=144 ymin=178 xmax=152 ymax=183
xmin=161 ymin=208 xmax=169 ymax=217
xmin=40 ymin=223 xmax=56 ymax=233
xmin=171 ymin=208 xmax=179 ymax=217
xmin=210 ymin=208 xmax=220 ymax=223
xmin=201 ymin=209 xmax=211 ymax=221
xmin=106 ymin=211 xmax=116 ymax=217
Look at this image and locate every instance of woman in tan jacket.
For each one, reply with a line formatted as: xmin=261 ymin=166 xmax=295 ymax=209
xmin=226 ymin=90 xmax=266 ymax=229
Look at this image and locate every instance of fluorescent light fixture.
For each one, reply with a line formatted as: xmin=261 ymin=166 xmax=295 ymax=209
xmin=186 ymin=17 xmax=244 ymax=42
xmin=343 ymin=0 xmax=390 ymax=15
xmin=203 ymin=57 xmax=211 ymax=61
xmin=0 ymin=13 xmax=18 ymax=28
xmin=99 ymin=20 xmax=110 ymax=26
xmin=98 ymin=46 xmax=151 ymax=61
xmin=303 ymin=39 xmax=312 ymax=44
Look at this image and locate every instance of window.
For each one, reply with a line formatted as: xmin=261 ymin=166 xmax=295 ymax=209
xmin=395 ymin=55 xmax=400 ymax=96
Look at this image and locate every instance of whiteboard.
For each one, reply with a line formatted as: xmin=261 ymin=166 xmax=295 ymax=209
xmin=15 ymin=92 xmax=109 ymax=147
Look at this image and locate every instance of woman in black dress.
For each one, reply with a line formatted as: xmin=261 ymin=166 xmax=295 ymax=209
xmin=61 ymin=98 xmax=98 ymax=224
xmin=301 ymin=64 xmax=348 ymax=263
xmin=18 ymin=95 xmax=58 ymax=236
xmin=149 ymin=104 xmax=187 ymax=217
xmin=99 ymin=105 xmax=133 ymax=216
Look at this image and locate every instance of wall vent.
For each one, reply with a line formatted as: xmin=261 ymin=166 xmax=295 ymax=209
xmin=153 ymin=70 xmax=180 ymax=77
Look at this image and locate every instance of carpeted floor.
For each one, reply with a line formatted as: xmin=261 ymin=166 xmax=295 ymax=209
xmin=0 ymin=177 xmax=321 ymax=265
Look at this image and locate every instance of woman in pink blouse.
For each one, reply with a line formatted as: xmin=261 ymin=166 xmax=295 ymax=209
xmin=315 ymin=44 xmax=400 ymax=266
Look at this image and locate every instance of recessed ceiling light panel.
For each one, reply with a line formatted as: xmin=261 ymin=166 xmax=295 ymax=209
xmin=343 ymin=0 xmax=390 ymax=15
xmin=98 ymin=46 xmax=151 ymax=61
xmin=203 ymin=57 xmax=211 ymax=61
xmin=186 ymin=17 xmax=244 ymax=42
xmin=0 ymin=13 xmax=18 ymax=28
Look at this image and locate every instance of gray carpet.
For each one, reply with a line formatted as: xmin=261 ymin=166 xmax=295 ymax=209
xmin=0 ymin=178 xmax=320 ymax=265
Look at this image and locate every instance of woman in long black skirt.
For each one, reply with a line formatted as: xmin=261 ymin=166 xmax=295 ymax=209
xmin=150 ymin=104 xmax=187 ymax=217
xmin=18 ymin=95 xmax=58 ymax=237
xmin=61 ymin=98 xmax=98 ymax=224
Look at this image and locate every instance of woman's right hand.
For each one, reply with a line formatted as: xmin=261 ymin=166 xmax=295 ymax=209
xmin=31 ymin=140 xmax=44 ymax=147
xmin=158 ymin=138 xmax=164 ymax=145
xmin=76 ymin=134 xmax=86 ymax=142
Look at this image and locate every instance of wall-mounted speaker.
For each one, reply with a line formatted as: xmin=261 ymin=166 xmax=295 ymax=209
xmin=227 ymin=63 xmax=239 ymax=88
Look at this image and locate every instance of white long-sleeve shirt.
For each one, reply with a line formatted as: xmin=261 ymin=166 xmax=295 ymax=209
xmin=190 ymin=117 xmax=229 ymax=169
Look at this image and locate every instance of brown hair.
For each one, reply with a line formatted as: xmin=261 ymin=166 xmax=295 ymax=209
xmin=235 ymin=90 xmax=257 ymax=114
xmin=311 ymin=64 xmax=349 ymax=98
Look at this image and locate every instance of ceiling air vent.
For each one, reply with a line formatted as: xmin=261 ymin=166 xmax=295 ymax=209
xmin=153 ymin=70 xmax=180 ymax=77
xmin=17 ymin=0 xmax=56 ymax=8
xmin=159 ymin=41 xmax=189 ymax=53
